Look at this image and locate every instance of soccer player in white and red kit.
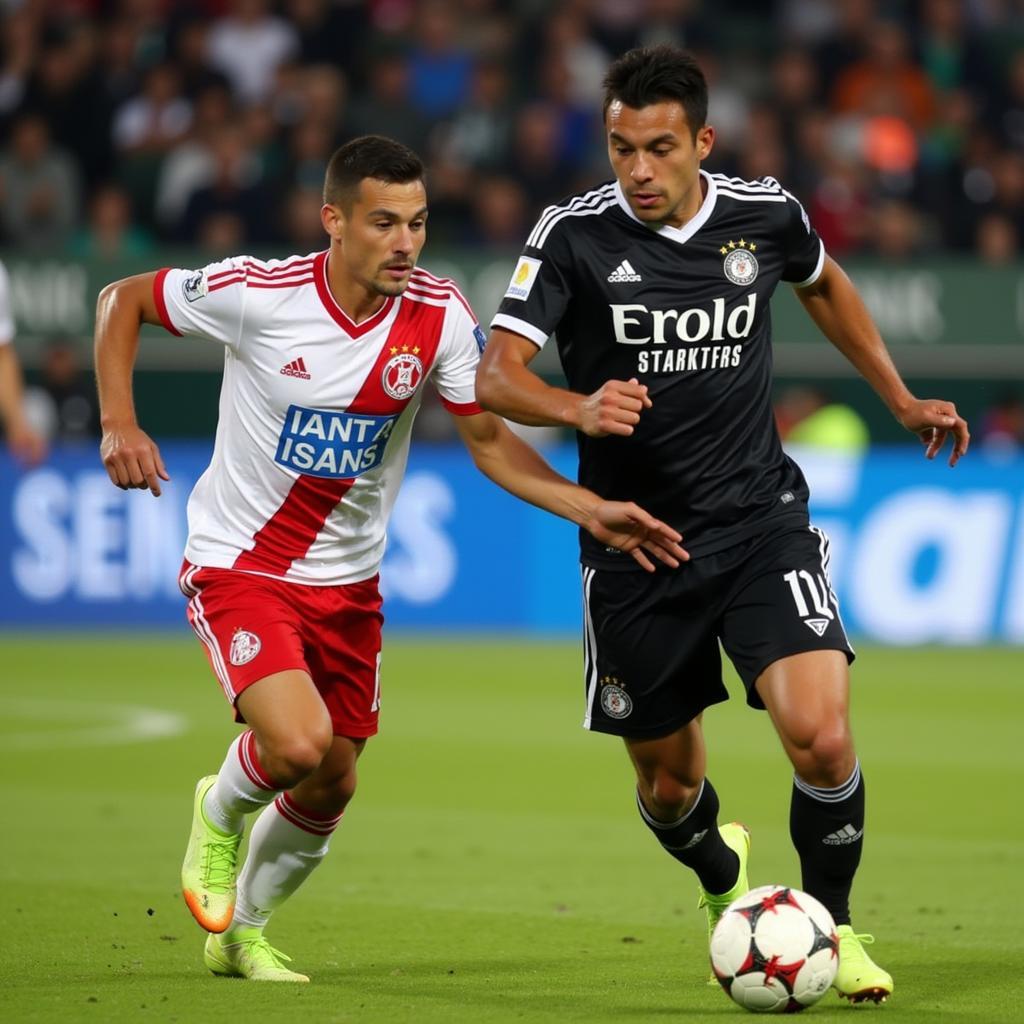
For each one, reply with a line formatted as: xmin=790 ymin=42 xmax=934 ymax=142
xmin=94 ymin=136 xmax=687 ymax=982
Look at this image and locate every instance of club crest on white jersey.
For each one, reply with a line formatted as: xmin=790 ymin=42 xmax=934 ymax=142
xmin=381 ymin=351 xmax=423 ymax=400
xmin=275 ymin=404 xmax=398 ymax=479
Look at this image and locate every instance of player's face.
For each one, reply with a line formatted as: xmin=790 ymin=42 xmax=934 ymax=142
xmin=606 ymin=100 xmax=714 ymax=229
xmin=324 ymin=178 xmax=428 ymax=297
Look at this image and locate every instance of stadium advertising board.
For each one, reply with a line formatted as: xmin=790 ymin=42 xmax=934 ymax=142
xmin=1 ymin=445 xmax=1023 ymax=643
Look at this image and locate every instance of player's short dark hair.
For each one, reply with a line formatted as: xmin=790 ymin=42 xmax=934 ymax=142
xmin=602 ymin=45 xmax=708 ymax=139
xmin=323 ymin=135 xmax=424 ymax=209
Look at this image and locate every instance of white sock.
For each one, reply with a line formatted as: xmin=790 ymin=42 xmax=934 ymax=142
xmin=230 ymin=791 xmax=343 ymax=930
xmin=203 ymin=730 xmax=279 ymax=835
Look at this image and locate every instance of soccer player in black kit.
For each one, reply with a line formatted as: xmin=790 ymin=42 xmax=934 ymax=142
xmin=477 ymin=46 xmax=970 ymax=1005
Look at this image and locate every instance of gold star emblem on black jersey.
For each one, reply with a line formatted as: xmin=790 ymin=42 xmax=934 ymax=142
xmin=720 ymin=239 xmax=757 ymax=254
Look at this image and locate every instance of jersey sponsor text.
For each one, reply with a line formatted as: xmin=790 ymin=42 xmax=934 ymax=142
xmin=610 ymin=294 xmax=757 ymax=345
xmin=275 ymin=405 xmax=398 ymax=479
xmin=637 ymin=344 xmax=743 ymax=374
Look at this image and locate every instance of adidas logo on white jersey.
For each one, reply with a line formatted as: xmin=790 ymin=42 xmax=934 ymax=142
xmin=280 ymin=357 xmax=311 ymax=380
xmin=823 ymin=823 xmax=863 ymax=846
xmin=608 ymin=259 xmax=642 ymax=283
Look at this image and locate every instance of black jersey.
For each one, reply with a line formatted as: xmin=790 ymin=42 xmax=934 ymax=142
xmin=492 ymin=171 xmax=826 ymax=569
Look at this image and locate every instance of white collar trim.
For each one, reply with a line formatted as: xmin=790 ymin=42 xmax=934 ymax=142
xmin=614 ymin=169 xmax=718 ymax=245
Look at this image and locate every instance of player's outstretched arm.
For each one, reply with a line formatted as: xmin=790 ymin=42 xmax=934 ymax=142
xmin=794 ymin=256 xmax=969 ymax=465
xmin=477 ymin=327 xmax=652 ymax=438
xmin=95 ymin=272 xmax=170 ymax=496
xmin=453 ymin=409 xmax=688 ymax=571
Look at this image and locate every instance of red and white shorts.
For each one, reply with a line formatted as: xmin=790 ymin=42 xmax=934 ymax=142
xmin=178 ymin=561 xmax=383 ymax=737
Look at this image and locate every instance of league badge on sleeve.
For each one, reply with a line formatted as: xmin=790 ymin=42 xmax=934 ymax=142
xmin=503 ymin=256 xmax=542 ymax=301
xmin=183 ymin=270 xmax=209 ymax=303
xmin=720 ymin=240 xmax=759 ymax=286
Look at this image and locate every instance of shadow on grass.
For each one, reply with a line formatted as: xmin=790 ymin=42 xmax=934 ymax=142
xmin=312 ymin=955 xmax=732 ymax=1018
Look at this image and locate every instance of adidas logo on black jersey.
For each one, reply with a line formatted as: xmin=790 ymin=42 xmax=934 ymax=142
xmin=607 ymin=259 xmax=642 ymax=283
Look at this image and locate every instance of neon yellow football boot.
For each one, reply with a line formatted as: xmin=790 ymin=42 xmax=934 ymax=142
xmin=698 ymin=821 xmax=751 ymax=983
xmin=181 ymin=775 xmax=242 ymax=933
xmin=204 ymin=928 xmax=310 ymax=982
xmin=833 ymin=925 xmax=893 ymax=1003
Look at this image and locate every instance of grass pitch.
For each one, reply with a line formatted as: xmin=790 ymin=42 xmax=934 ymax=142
xmin=0 ymin=635 xmax=1020 ymax=1022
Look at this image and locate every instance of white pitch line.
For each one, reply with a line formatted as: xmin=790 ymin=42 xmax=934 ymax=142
xmin=0 ymin=697 xmax=188 ymax=750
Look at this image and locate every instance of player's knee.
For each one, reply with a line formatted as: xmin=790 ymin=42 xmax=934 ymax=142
xmin=648 ymin=768 xmax=703 ymax=816
xmin=795 ymin=725 xmax=854 ymax=786
xmin=263 ymin=730 xmax=333 ymax=786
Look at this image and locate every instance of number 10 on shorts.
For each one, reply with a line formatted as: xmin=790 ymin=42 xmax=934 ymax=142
xmin=782 ymin=569 xmax=834 ymax=622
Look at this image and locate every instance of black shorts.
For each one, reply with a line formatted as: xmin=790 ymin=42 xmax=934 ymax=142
xmin=580 ymin=524 xmax=854 ymax=738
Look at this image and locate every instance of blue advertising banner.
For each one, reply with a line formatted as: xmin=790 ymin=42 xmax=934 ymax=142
xmin=1 ymin=444 xmax=1023 ymax=643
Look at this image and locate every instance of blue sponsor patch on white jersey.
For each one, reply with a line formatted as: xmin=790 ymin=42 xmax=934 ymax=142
xmin=275 ymin=405 xmax=398 ymax=478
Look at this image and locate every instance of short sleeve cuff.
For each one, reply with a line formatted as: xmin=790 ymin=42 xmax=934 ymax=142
xmin=441 ymin=397 xmax=483 ymax=416
xmin=152 ymin=268 xmax=182 ymax=335
xmin=490 ymin=313 xmax=548 ymax=348
xmin=792 ymin=240 xmax=826 ymax=289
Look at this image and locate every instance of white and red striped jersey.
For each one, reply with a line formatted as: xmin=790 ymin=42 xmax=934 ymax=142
xmin=153 ymin=249 xmax=484 ymax=585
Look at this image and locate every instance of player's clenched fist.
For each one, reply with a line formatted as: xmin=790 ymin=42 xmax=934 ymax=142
xmin=577 ymin=377 xmax=652 ymax=437
xmin=100 ymin=423 xmax=170 ymax=496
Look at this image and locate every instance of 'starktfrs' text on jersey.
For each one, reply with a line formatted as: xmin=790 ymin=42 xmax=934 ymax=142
xmin=153 ymin=251 xmax=482 ymax=585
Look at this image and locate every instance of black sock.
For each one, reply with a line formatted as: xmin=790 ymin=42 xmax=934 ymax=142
xmin=636 ymin=778 xmax=739 ymax=894
xmin=789 ymin=762 xmax=865 ymax=926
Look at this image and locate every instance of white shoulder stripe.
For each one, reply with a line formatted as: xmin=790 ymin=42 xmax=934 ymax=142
xmin=716 ymin=189 xmax=787 ymax=203
xmin=709 ymin=174 xmax=783 ymax=195
xmin=527 ymin=184 xmax=616 ymax=248
xmin=534 ymin=197 xmax=618 ymax=249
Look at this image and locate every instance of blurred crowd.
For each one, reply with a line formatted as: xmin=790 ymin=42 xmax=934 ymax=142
xmin=0 ymin=0 xmax=1022 ymax=262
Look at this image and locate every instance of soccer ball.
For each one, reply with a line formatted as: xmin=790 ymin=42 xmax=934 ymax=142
xmin=710 ymin=885 xmax=838 ymax=1013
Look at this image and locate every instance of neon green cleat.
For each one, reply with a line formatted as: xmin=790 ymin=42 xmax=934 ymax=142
xmin=181 ymin=775 xmax=242 ymax=933
xmin=698 ymin=822 xmax=751 ymax=984
xmin=833 ymin=926 xmax=893 ymax=1003
xmin=204 ymin=929 xmax=310 ymax=982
